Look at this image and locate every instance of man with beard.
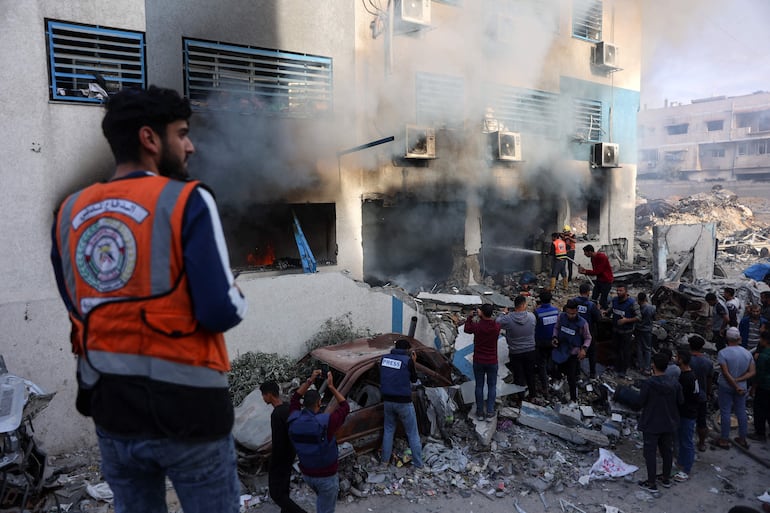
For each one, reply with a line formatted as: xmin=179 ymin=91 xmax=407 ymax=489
xmin=51 ymin=86 xmax=247 ymax=513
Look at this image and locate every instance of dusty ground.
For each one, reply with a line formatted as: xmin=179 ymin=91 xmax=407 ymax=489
xmin=249 ymin=426 xmax=770 ymax=513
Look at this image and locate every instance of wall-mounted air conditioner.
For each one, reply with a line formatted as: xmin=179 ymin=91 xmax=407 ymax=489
xmin=405 ymin=124 xmax=436 ymax=159
xmin=592 ymin=142 xmax=619 ymax=167
xmin=394 ymin=0 xmax=431 ymax=32
xmin=489 ymin=131 xmax=522 ymax=161
xmin=593 ymin=41 xmax=619 ymax=69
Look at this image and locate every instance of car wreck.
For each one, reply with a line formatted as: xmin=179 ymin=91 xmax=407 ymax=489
xmin=236 ymin=333 xmax=456 ymax=472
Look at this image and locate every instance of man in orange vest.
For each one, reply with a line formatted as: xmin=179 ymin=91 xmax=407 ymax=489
xmin=549 ymin=232 xmax=568 ymax=291
xmin=51 ymin=86 xmax=247 ymax=513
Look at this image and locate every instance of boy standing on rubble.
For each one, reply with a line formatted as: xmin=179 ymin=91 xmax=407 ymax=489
xmin=688 ymin=335 xmax=713 ymax=452
xmin=637 ymin=353 xmax=683 ymax=493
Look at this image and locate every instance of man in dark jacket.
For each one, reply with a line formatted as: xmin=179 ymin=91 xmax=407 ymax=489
xmin=573 ymin=283 xmax=602 ymax=378
xmin=637 ymin=353 xmax=683 ymax=493
xmin=261 ymin=381 xmax=307 ymax=513
xmin=289 ymin=370 xmax=350 ymax=513
xmin=675 ymin=351 xmax=699 ymax=482
xmin=610 ymin=285 xmax=640 ymax=379
xmin=379 ymin=339 xmax=423 ymax=469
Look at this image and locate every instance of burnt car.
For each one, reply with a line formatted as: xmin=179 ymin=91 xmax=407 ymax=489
xmin=243 ymin=333 xmax=454 ymax=470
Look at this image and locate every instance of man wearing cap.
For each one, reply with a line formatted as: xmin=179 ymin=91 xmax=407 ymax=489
xmin=714 ymin=327 xmax=755 ymax=449
xmin=552 ymin=300 xmax=591 ymax=403
xmin=562 ymin=225 xmax=577 ymax=282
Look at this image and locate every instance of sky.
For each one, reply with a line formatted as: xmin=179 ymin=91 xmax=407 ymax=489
xmin=641 ymin=0 xmax=770 ymax=109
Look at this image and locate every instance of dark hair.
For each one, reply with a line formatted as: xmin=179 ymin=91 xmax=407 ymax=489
xmin=303 ymin=390 xmax=321 ymax=409
xmin=688 ymin=334 xmax=706 ymax=350
xmin=102 ymin=85 xmax=192 ymax=164
xmin=638 ymin=292 xmax=647 ymax=302
xmin=652 ymin=352 xmax=669 ymax=372
xmin=583 ymin=244 xmax=595 ymax=253
xmin=724 ymin=287 xmax=735 ymax=297
xmin=395 ymin=338 xmax=411 ymax=350
xmin=761 ymin=330 xmax=770 ymax=344
xmin=480 ymin=303 xmax=494 ymax=317
xmin=678 ymin=349 xmax=692 ymax=365
xmin=551 ymin=232 xmax=560 ymax=238
xmin=705 ymin=292 xmax=717 ymax=301
xmin=539 ymin=290 xmax=552 ymax=304
xmin=259 ymin=381 xmax=279 ymax=396
xmin=579 ymin=283 xmax=591 ymax=294
xmin=565 ymin=299 xmax=579 ymax=310
xmin=514 ymin=295 xmax=527 ymax=308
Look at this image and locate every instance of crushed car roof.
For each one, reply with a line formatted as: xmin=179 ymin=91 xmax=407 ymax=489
xmin=310 ymin=334 xmax=426 ymax=373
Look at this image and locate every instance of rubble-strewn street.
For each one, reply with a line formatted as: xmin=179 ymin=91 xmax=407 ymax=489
xmin=9 ymin=187 xmax=770 ymax=513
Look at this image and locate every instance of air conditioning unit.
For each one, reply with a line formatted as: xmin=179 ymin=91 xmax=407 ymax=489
xmin=593 ymin=41 xmax=619 ymax=69
xmin=394 ymin=0 xmax=431 ymax=32
xmin=489 ymin=131 xmax=522 ymax=161
xmin=405 ymin=124 xmax=436 ymax=159
xmin=592 ymin=142 xmax=619 ymax=167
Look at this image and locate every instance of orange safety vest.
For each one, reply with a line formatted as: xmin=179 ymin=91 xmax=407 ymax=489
xmin=55 ymin=175 xmax=230 ymax=386
xmin=553 ymin=238 xmax=567 ymax=259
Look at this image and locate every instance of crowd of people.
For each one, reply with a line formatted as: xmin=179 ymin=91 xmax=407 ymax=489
xmin=50 ymin=85 xmax=768 ymax=512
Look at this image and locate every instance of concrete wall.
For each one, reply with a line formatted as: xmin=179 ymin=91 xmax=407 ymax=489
xmin=652 ymin=223 xmax=716 ymax=284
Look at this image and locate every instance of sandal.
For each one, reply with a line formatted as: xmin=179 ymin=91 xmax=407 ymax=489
xmin=734 ymin=437 xmax=750 ymax=449
xmin=710 ymin=438 xmax=730 ymax=450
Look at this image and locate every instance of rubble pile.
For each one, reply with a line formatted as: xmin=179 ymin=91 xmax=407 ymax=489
xmin=636 ymin=188 xmax=757 ymax=240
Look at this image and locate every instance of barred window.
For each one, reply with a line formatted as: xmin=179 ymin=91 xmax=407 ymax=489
xmin=45 ymin=20 xmax=145 ymax=103
xmin=415 ymin=73 xmax=464 ymax=127
xmin=573 ymin=97 xmax=603 ymax=141
xmin=487 ymin=85 xmax=559 ymax=136
xmin=572 ymin=0 xmax=602 ymax=42
xmin=183 ymin=39 xmax=333 ymax=117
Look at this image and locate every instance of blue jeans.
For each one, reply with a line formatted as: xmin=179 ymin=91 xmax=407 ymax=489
xmin=473 ymin=362 xmax=498 ymax=414
xmin=381 ymin=401 xmax=423 ymax=467
xmin=677 ymin=417 xmax=696 ymax=473
xmin=635 ymin=330 xmax=652 ymax=371
xmin=302 ymin=474 xmax=339 ymax=513
xmin=718 ymin=385 xmax=748 ymax=439
xmin=96 ymin=429 xmax=240 ymax=513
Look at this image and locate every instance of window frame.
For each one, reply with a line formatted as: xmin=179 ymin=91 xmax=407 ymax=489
xmin=45 ymin=19 xmax=146 ymax=103
xmin=572 ymin=0 xmax=603 ymax=42
xmin=183 ymin=38 xmax=333 ymax=118
xmin=573 ymin=97 xmax=603 ymax=142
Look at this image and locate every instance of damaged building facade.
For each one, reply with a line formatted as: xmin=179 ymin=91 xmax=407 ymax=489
xmin=1 ymin=1 xmax=640 ymax=452
xmin=638 ymin=90 xmax=770 ymax=181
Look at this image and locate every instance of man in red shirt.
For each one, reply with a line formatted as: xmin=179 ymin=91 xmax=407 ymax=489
xmin=463 ymin=304 xmax=502 ymax=420
xmin=578 ymin=245 xmax=614 ymax=310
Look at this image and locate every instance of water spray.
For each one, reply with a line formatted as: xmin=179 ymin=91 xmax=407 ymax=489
xmin=485 ymin=245 xmax=594 ymax=285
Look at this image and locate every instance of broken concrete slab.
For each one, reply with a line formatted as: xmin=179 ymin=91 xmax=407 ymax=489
xmin=517 ymin=402 xmax=609 ymax=446
xmin=652 ymin=223 xmax=716 ymax=284
xmin=415 ymin=292 xmax=482 ymax=306
xmin=466 ymin=285 xmax=515 ymax=308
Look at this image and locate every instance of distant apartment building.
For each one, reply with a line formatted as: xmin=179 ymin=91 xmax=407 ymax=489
xmin=2 ymin=0 xmax=640 ymax=452
xmin=638 ymin=91 xmax=770 ymax=181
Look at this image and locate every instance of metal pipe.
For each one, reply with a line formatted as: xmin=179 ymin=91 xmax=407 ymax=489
xmin=408 ymin=316 xmax=418 ymax=338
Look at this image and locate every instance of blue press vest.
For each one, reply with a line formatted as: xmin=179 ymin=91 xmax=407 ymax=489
xmin=380 ymin=350 xmax=412 ymax=398
xmin=573 ymin=296 xmax=596 ymax=324
xmin=535 ymin=304 xmax=560 ymax=341
xmin=553 ymin=313 xmax=587 ymax=364
xmin=611 ymin=296 xmax=637 ymax=332
xmin=287 ymin=409 xmax=338 ymax=469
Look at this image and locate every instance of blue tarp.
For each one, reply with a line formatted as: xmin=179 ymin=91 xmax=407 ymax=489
xmin=744 ymin=262 xmax=770 ymax=281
